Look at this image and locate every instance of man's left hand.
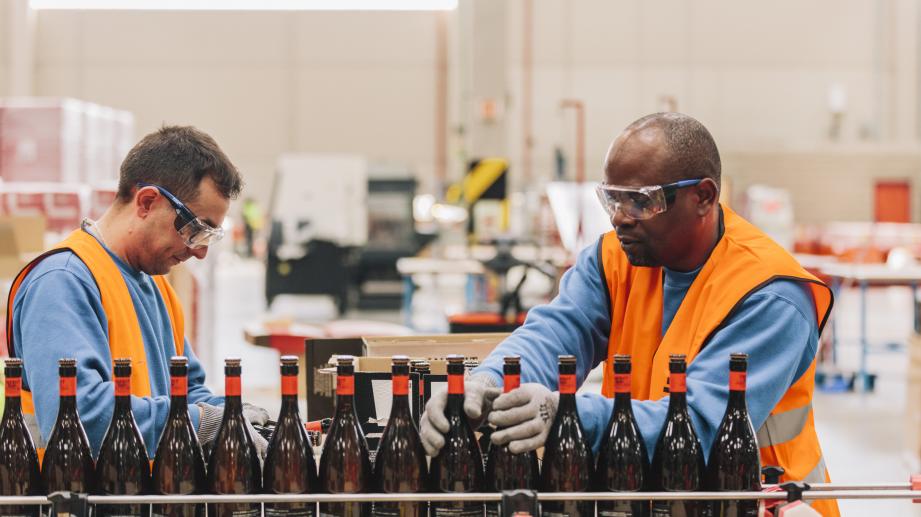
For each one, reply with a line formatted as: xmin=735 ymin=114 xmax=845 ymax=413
xmin=488 ymin=383 xmax=559 ymax=454
xmin=243 ymin=403 xmax=270 ymax=426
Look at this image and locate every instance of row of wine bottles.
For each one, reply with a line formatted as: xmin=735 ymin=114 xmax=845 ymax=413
xmin=0 ymin=351 xmax=760 ymax=517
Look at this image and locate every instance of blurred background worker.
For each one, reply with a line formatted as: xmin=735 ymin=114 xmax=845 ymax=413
xmin=6 ymin=126 xmax=270 ymax=458
xmin=419 ymin=113 xmax=838 ymax=516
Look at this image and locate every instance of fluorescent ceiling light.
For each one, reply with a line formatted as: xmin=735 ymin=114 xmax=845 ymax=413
xmin=29 ymin=0 xmax=457 ymax=10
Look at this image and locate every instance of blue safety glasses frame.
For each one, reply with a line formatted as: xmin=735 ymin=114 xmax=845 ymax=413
xmin=136 ymin=182 xmax=224 ymax=248
xmin=595 ymin=178 xmax=704 ymax=220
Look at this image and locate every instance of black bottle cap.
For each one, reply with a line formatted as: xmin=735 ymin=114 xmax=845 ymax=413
xmin=668 ymin=354 xmax=687 ymax=373
xmin=503 ymin=355 xmax=521 ymax=375
xmin=392 ymin=355 xmax=410 ymax=375
xmin=169 ymin=356 xmax=188 ymax=376
xmin=4 ymin=358 xmax=22 ymax=378
xmin=280 ymin=355 xmax=299 ymax=376
xmin=58 ymin=358 xmax=77 ymax=377
xmin=503 ymin=355 xmax=521 ymax=365
xmin=447 ymin=354 xmax=465 ymax=374
xmin=224 ymin=357 xmax=242 ymax=376
xmin=613 ymin=354 xmax=631 ymax=374
xmin=558 ymin=354 xmax=576 ymax=374
xmin=730 ymin=352 xmax=749 ymax=372
xmin=337 ymin=355 xmax=355 ymax=375
xmin=113 ymin=358 xmax=132 ymax=378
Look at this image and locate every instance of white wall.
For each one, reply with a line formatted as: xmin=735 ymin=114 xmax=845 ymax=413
xmin=9 ymin=1 xmax=921 ymax=223
xmin=32 ymin=9 xmax=443 ymax=204
xmin=498 ymin=0 xmax=921 ymax=196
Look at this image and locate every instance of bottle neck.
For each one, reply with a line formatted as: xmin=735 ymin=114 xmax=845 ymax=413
xmin=280 ymin=374 xmax=299 ymax=413
xmin=446 ymin=372 xmax=465 ymax=414
xmin=169 ymin=375 xmax=188 ymax=409
xmin=59 ymin=376 xmax=77 ymax=413
xmin=335 ymin=373 xmax=355 ymax=413
xmin=4 ymin=377 xmax=22 ymax=414
xmin=613 ymin=370 xmax=631 ymax=409
xmin=224 ymin=374 xmax=242 ymax=413
xmin=728 ymin=369 xmax=747 ymax=409
xmin=558 ymin=371 xmax=577 ymax=412
xmin=114 ymin=376 xmax=131 ymax=412
xmin=391 ymin=374 xmax=410 ymax=411
xmin=728 ymin=388 xmax=747 ymax=409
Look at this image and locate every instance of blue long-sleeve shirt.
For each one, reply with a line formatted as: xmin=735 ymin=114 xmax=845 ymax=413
xmin=11 ymin=232 xmax=224 ymax=457
xmin=472 ymin=237 xmax=818 ymax=459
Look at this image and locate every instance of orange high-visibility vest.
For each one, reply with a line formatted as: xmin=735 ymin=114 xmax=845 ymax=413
xmin=5 ymin=229 xmax=185 ymax=442
xmin=599 ymin=204 xmax=838 ymax=516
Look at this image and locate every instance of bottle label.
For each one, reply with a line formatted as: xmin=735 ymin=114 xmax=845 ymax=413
xmin=282 ymin=375 xmax=298 ymax=396
xmin=392 ymin=374 xmax=409 ymax=396
xmin=669 ymin=373 xmax=686 ymax=393
xmin=170 ymin=376 xmax=187 ymax=396
xmin=448 ymin=373 xmax=464 ymax=395
xmin=337 ymin=374 xmax=355 ymax=396
xmin=227 ymin=509 xmax=260 ymax=517
xmin=504 ymin=373 xmax=521 ymax=393
xmin=225 ymin=375 xmax=241 ymax=397
xmin=730 ymin=371 xmax=746 ymax=391
xmin=614 ymin=373 xmax=631 ymax=394
xmin=559 ymin=373 xmax=577 ymax=394
xmin=599 ymin=512 xmax=631 ymax=517
xmin=60 ymin=376 xmax=76 ymax=397
xmin=114 ymin=377 xmax=131 ymax=397
xmin=371 ymin=509 xmax=401 ymax=517
xmin=5 ymin=377 xmax=21 ymax=398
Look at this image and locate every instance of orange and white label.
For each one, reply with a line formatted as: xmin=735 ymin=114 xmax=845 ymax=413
xmin=282 ymin=375 xmax=298 ymax=396
xmin=392 ymin=375 xmax=409 ymax=396
xmin=115 ymin=377 xmax=131 ymax=397
xmin=448 ymin=374 xmax=464 ymax=395
xmin=614 ymin=373 xmax=631 ymax=394
xmin=225 ymin=376 xmax=241 ymax=397
xmin=559 ymin=374 xmax=577 ymax=394
xmin=669 ymin=373 xmax=687 ymax=393
xmin=170 ymin=376 xmax=187 ymax=396
xmin=504 ymin=374 xmax=521 ymax=393
xmin=337 ymin=375 xmax=355 ymax=396
xmin=730 ymin=371 xmax=746 ymax=391
xmin=5 ymin=378 xmax=21 ymax=398
xmin=60 ymin=376 xmax=76 ymax=397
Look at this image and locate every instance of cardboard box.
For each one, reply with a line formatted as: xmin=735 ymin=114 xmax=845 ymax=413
xmin=0 ymin=215 xmax=46 ymax=278
xmin=362 ymin=332 xmax=508 ymax=362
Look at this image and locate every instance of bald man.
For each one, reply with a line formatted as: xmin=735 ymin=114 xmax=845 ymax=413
xmin=420 ymin=113 xmax=838 ymax=516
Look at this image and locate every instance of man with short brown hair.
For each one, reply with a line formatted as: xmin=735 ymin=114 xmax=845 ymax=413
xmin=6 ymin=125 xmax=268 ymax=458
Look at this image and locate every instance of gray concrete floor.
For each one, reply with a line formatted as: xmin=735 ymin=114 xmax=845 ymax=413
xmin=210 ymin=256 xmax=921 ymax=515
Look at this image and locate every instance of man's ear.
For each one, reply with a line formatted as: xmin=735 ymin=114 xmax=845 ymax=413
xmin=695 ymin=178 xmax=719 ymax=216
xmin=135 ymin=186 xmax=158 ymax=219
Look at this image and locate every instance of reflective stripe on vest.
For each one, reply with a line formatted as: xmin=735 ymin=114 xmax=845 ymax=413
xmin=5 ymin=229 xmax=185 ymax=453
xmin=599 ymin=204 xmax=839 ymax=517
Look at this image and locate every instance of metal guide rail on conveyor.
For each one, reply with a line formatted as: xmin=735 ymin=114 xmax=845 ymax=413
xmin=3 ymin=480 xmax=920 ymax=516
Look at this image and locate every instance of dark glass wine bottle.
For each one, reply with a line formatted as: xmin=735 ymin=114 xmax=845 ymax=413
xmin=428 ymin=354 xmax=485 ymax=517
xmin=705 ymin=353 xmax=762 ymax=517
xmin=0 ymin=358 xmax=42 ymax=517
xmin=264 ymin=355 xmax=317 ymax=517
xmin=410 ymin=360 xmax=430 ymax=414
xmin=151 ymin=356 xmax=207 ymax=517
xmin=539 ymin=355 xmax=594 ymax=517
xmin=42 ymin=358 xmax=96 ymax=495
xmin=595 ymin=355 xmax=649 ymax=517
xmin=372 ymin=355 xmax=427 ymax=517
xmin=318 ymin=355 xmax=372 ymax=517
xmin=650 ymin=354 xmax=706 ymax=517
xmin=207 ymin=358 xmax=261 ymax=517
xmin=96 ymin=358 xmax=151 ymax=517
xmin=485 ymin=356 xmax=539 ymax=517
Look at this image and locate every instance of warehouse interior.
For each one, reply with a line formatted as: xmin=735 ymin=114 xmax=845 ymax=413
xmin=2 ymin=0 xmax=921 ymax=515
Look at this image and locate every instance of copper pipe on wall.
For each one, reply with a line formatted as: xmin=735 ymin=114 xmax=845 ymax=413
xmin=435 ymin=10 xmax=449 ymax=193
xmin=521 ymin=0 xmax=533 ymax=183
xmin=560 ymin=99 xmax=585 ymax=183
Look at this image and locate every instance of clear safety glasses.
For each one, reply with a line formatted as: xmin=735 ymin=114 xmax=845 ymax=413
xmin=595 ymin=178 xmax=704 ymax=220
xmin=136 ymin=183 xmax=224 ymax=249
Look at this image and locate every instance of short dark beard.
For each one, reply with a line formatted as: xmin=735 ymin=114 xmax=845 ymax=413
xmin=622 ymin=243 xmax=659 ymax=267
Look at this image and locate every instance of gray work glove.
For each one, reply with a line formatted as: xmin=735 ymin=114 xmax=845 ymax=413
xmin=488 ymin=383 xmax=559 ymax=454
xmin=419 ymin=373 xmax=502 ymax=456
xmin=195 ymin=402 xmax=269 ymax=459
xmin=242 ymin=403 xmax=270 ymax=426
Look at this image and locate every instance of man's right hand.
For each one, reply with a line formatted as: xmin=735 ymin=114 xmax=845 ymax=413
xmin=419 ymin=374 xmax=501 ymax=456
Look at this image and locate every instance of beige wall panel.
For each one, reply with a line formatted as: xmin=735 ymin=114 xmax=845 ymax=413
xmin=637 ymin=66 xmax=689 ymax=113
xmin=35 ymin=11 xmax=81 ymax=65
xmin=529 ymin=0 xmax=570 ymax=66
xmin=637 ymin=1 xmax=691 ymax=64
xmin=80 ymin=65 xmax=290 ymax=161
xmin=0 ymin=1 xmax=9 ymax=69
xmin=689 ymin=0 xmax=875 ymax=66
xmin=570 ymin=0 xmax=640 ymax=66
xmin=79 ymin=11 xmax=289 ymax=66
xmin=293 ymin=11 xmax=436 ymax=66
xmin=33 ymin=65 xmax=82 ymax=97
xmin=293 ymin=65 xmax=435 ymax=169
xmin=685 ymin=66 xmax=723 ymax=128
